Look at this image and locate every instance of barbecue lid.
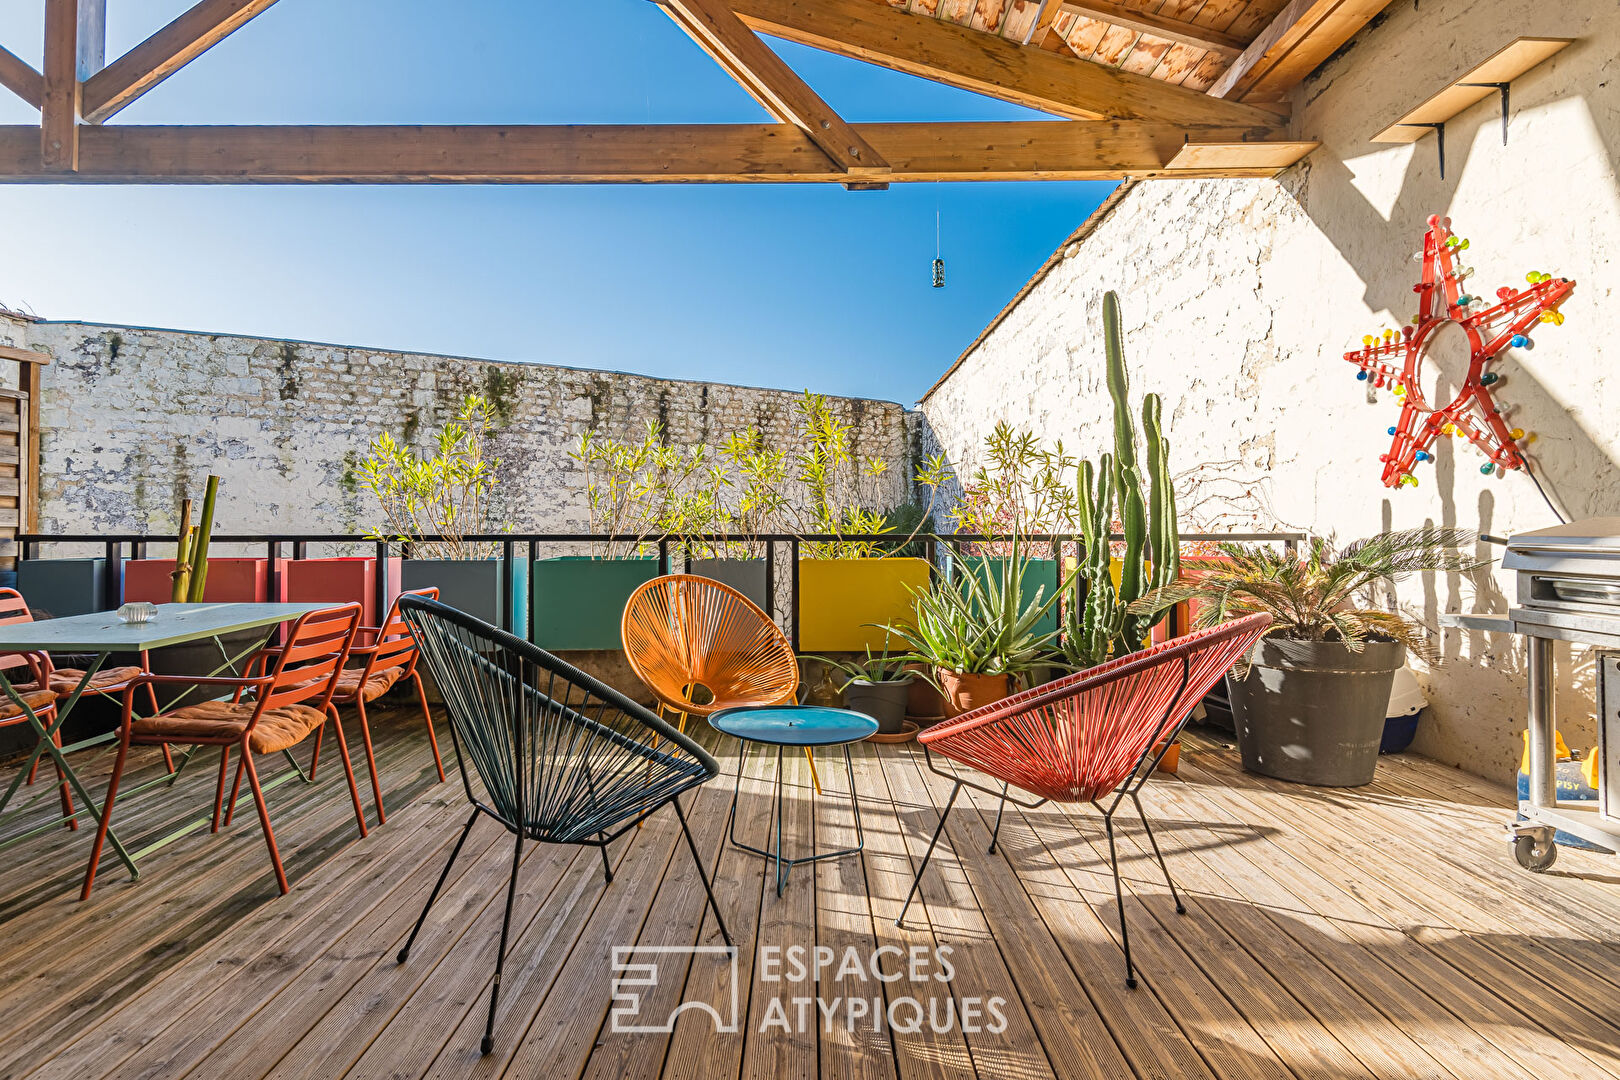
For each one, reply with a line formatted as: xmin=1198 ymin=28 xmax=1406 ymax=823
xmin=1506 ymin=518 xmax=1620 ymax=550
xmin=1503 ymin=517 xmax=1620 ymax=571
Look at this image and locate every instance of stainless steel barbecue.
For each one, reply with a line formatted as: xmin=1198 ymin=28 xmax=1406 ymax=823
xmin=1444 ymin=518 xmax=1620 ymax=869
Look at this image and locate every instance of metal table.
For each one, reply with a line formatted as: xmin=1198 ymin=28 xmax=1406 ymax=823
xmin=710 ymin=705 xmax=878 ymax=896
xmin=0 ymin=602 xmax=327 ymax=886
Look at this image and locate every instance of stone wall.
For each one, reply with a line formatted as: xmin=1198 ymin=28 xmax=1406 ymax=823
xmin=20 ymin=321 xmax=915 ymax=547
xmin=920 ymin=0 xmax=1618 ymax=781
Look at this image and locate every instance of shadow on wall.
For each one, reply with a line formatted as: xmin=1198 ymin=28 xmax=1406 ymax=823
xmin=1272 ymin=5 xmax=1620 ymax=768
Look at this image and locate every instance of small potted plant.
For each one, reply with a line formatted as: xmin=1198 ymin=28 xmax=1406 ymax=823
xmin=887 ymin=540 xmax=1073 ymax=717
xmin=805 ymin=643 xmax=914 ymax=734
xmin=1133 ymin=528 xmax=1480 ymax=787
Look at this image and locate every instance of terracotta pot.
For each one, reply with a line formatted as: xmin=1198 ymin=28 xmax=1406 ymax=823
xmin=937 ymin=669 xmax=1011 ymax=718
xmin=904 ymin=662 xmax=947 ymax=724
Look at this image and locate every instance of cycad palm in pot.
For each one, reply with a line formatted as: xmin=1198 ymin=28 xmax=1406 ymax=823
xmin=1135 ymin=528 xmax=1480 ymax=786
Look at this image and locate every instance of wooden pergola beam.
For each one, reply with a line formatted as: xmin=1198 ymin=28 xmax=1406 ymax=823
xmin=1059 ymin=2 xmax=1247 ymax=58
xmin=722 ymin=0 xmax=1281 ymax=128
xmin=80 ymin=0 xmax=280 ymax=123
xmin=659 ymin=0 xmax=888 ymax=175
xmin=0 ymin=122 xmax=1314 ymax=183
xmin=1209 ymin=0 xmax=1392 ymax=100
xmin=40 ymin=0 xmax=81 ymax=170
xmin=0 ymin=46 xmax=44 ymax=110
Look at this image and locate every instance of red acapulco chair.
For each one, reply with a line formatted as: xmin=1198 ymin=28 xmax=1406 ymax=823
xmin=895 ymin=612 xmax=1272 ymax=989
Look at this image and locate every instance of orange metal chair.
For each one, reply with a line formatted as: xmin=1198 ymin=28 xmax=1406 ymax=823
xmin=0 ymin=587 xmax=172 ymax=786
xmin=621 ymin=575 xmax=816 ymax=784
xmin=0 ymin=647 xmax=72 ymax=829
xmin=83 ymin=603 xmax=367 ymax=899
xmin=310 ymin=586 xmax=444 ymax=826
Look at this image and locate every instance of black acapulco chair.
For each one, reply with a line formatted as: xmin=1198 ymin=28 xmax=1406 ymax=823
xmin=395 ymin=595 xmax=732 ymax=1056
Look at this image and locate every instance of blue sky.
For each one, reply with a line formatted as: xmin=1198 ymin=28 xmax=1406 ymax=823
xmin=0 ymin=0 xmax=1112 ymax=403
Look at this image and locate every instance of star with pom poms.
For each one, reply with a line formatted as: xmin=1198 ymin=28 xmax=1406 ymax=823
xmin=1344 ymin=215 xmax=1574 ymax=489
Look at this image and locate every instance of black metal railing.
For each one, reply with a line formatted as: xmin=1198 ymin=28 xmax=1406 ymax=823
xmin=16 ymin=530 xmax=1304 ymax=651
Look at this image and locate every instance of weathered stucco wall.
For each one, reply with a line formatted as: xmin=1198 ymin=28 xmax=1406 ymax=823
xmin=22 ymin=322 xmax=914 ymax=544
xmin=921 ymin=0 xmax=1618 ymax=781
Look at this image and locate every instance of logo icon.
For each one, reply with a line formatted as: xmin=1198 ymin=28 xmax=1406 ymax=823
xmin=609 ymin=945 xmax=739 ymax=1034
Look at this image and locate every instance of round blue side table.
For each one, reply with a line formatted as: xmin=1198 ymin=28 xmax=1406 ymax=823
xmin=710 ymin=705 xmax=878 ymax=896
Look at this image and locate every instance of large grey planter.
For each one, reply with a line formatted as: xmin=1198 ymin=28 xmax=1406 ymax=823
xmin=842 ymin=676 xmax=913 ymax=735
xmin=17 ymin=558 xmax=108 ymax=618
xmin=402 ymin=559 xmax=528 ymax=633
xmin=687 ymin=558 xmax=769 ymax=612
xmin=1229 ymin=637 xmax=1405 ymax=787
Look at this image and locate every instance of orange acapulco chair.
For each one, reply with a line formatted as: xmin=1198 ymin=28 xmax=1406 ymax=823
xmin=895 ymin=612 xmax=1272 ymax=989
xmin=620 ymin=574 xmax=817 ymax=784
xmin=82 ymin=603 xmax=368 ymax=900
xmin=307 ymin=586 xmax=445 ymax=827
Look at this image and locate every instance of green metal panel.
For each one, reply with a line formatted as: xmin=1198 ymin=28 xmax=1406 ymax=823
xmin=530 ymin=558 xmax=660 ymax=651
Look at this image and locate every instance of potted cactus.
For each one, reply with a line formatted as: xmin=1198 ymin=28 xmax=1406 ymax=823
xmin=1061 ymin=291 xmax=1181 ymax=670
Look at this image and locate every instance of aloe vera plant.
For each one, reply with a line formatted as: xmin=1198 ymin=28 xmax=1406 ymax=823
xmin=886 ymin=538 xmax=1077 ymax=684
xmin=1064 ymin=291 xmax=1180 ymax=668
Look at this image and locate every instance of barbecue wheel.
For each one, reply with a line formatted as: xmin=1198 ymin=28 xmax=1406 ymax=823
xmin=1513 ymin=833 xmax=1558 ymax=872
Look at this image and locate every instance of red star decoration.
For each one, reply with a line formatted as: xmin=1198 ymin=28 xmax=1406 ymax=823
xmin=1344 ymin=214 xmax=1574 ymax=489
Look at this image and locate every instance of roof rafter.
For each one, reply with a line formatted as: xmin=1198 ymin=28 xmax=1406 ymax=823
xmin=722 ymin=0 xmax=1282 ymax=128
xmin=0 ymin=45 xmax=44 ymax=110
xmin=1058 ymin=2 xmax=1247 ymax=58
xmin=1209 ymin=0 xmax=1393 ymax=101
xmin=0 ymin=122 xmax=1315 ymax=183
xmin=80 ymin=0 xmax=280 ymax=123
xmin=659 ymin=0 xmax=888 ymax=176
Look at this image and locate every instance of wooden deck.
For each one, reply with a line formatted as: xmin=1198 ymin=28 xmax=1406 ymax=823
xmin=3 ymin=703 xmax=1620 ymax=1080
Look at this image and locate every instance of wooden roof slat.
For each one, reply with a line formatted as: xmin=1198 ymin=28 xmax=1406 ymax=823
xmin=1059 ymin=2 xmax=1247 ymax=58
xmin=726 ymin=0 xmax=1282 ymax=126
xmin=80 ymin=0 xmax=280 ymax=124
xmin=659 ymin=0 xmax=889 ymax=175
xmin=0 ymin=121 xmax=1308 ymax=183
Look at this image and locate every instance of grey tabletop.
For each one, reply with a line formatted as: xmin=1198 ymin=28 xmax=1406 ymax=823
xmin=0 ymin=602 xmax=329 ymax=653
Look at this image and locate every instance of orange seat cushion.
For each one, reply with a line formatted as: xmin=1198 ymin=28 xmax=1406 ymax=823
xmin=132 ymin=700 xmax=328 ymax=754
xmin=48 ymin=666 xmax=147 ymax=697
xmin=332 ymin=664 xmax=405 ymax=704
xmin=0 ymin=688 xmax=59 ymax=723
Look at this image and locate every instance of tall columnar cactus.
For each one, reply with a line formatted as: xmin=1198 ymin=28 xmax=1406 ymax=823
xmin=1064 ymin=292 xmax=1180 ymax=667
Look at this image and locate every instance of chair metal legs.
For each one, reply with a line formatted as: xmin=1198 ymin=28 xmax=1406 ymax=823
xmin=399 ymin=809 xmax=480 ymax=964
xmin=1100 ymin=809 xmax=1137 ymax=989
xmin=896 ymin=780 xmax=961 ymax=928
xmin=1130 ymin=791 xmax=1186 ymax=915
xmin=483 ymin=831 xmax=526 ymax=1055
xmin=674 ymin=796 xmax=732 ymax=947
xmin=987 ymin=783 xmax=1009 ymax=854
xmin=399 ymin=797 xmax=732 ymax=1058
